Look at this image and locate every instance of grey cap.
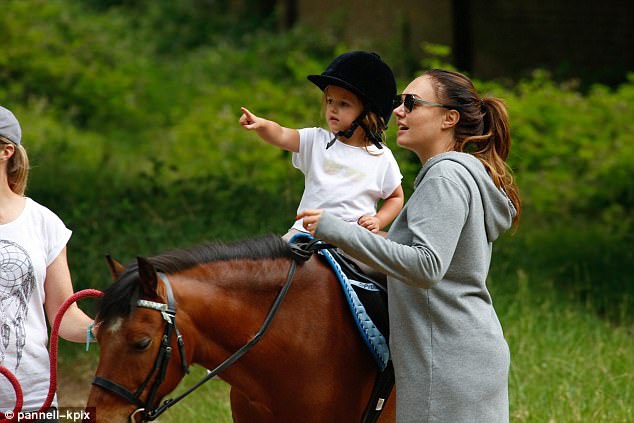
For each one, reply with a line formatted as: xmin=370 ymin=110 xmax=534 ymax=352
xmin=0 ymin=106 xmax=22 ymax=145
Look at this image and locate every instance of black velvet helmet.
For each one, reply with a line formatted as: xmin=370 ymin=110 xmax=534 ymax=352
xmin=307 ymin=51 xmax=397 ymax=127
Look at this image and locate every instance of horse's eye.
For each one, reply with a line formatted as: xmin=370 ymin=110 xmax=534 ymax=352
xmin=133 ymin=337 xmax=152 ymax=351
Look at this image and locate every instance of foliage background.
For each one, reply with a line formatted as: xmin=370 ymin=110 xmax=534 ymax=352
xmin=1 ymin=1 xmax=632 ymax=421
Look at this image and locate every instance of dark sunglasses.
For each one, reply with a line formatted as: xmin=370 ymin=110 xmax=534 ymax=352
xmin=393 ymin=94 xmax=459 ymax=113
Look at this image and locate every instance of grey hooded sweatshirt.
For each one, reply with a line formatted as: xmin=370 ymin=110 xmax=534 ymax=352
xmin=315 ymin=151 xmax=515 ymax=423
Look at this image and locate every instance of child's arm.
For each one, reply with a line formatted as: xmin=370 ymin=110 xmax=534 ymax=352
xmin=358 ymin=185 xmax=405 ymax=233
xmin=240 ymin=107 xmax=300 ymax=152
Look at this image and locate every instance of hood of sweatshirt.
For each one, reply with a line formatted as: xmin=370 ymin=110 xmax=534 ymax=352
xmin=414 ymin=152 xmax=516 ymax=242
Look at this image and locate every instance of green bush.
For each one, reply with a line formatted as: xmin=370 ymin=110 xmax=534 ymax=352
xmin=480 ymin=72 xmax=634 ymax=324
xmin=499 ymin=71 xmax=634 ymax=228
xmin=4 ymin=3 xmax=632 ymax=421
xmin=1 ymin=1 xmax=631 ymax=325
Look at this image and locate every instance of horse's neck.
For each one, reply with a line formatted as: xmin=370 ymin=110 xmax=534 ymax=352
xmin=173 ymin=258 xmax=293 ymax=368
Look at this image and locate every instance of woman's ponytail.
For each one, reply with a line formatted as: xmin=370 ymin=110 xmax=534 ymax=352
xmin=1 ymin=138 xmax=29 ymax=195
xmin=426 ymin=69 xmax=521 ymax=226
xmin=475 ymin=97 xmax=521 ymax=226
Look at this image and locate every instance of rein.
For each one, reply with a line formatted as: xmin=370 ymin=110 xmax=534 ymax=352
xmin=94 ymin=257 xmax=301 ymax=422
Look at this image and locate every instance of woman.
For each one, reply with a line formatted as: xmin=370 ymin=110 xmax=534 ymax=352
xmin=0 ymin=105 xmax=96 ymax=421
xmin=298 ymin=69 xmax=521 ymax=422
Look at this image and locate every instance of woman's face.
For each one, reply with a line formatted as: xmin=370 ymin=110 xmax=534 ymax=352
xmin=324 ymin=85 xmax=364 ymax=135
xmin=393 ymin=76 xmax=450 ymax=158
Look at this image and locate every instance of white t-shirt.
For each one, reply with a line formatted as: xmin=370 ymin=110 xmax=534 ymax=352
xmin=0 ymin=198 xmax=71 ymax=412
xmin=291 ymin=127 xmax=402 ymax=231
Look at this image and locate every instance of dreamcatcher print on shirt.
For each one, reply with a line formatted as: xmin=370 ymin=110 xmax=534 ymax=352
xmin=0 ymin=239 xmax=35 ymax=371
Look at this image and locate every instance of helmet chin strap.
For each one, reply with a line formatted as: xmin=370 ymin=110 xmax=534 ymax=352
xmin=358 ymin=120 xmax=384 ymax=149
xmin=326 ymin=117 xmax=362 ymax=149
xmin=326 ymin=111 xmax=383 ymax=150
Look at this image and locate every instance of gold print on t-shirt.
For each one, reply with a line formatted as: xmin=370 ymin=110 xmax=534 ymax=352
xmin=323 ymin=158 xmax=366 ymax=183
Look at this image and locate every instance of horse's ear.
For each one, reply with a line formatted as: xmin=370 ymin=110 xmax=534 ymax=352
xmin=137 ymin=256 xmax=159 ymax=298
xmin=105 ymin=255 xmax=126 ymax=281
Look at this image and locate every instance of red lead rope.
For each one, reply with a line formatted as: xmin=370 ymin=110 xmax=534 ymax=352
xmin=0 ymin=367 xmax=22 ymax=421
xmin=0 ymin=289 xmax=103 ymax=422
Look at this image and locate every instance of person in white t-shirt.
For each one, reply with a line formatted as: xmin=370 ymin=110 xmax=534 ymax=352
xmin=0 ymin=105 xmax=96 ymax=421
xmin=239 ymin=51 xmax=404 ymax=239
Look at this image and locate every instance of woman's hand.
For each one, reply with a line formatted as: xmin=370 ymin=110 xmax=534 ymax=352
xmin=357 ymin=215 xmax=381 ymax=233
xmin=296 ymin=209 xmax=324 ymax=236
xmin=91 ymin=321 xmax=100 ymax=339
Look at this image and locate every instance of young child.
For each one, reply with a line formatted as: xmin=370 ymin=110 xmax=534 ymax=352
xmin=240 ymin=51 xmax=404 ymax=239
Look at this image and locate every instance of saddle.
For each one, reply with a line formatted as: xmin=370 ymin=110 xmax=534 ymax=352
xmin=289 ymin=234 xmax=394 ymax=423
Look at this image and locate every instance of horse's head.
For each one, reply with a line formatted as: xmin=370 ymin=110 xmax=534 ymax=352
xmin=86 ymin=256 xmax=190 ymax=423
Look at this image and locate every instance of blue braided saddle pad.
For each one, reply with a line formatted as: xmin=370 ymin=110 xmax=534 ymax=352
xmin=290 ymin=234 xmax=390 ymax=371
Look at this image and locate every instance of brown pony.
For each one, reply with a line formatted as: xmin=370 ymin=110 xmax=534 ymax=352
xmin=85 ymin=235 xmax=395 ymax=422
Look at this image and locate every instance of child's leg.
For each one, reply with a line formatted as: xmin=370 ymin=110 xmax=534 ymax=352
xmin=281 ymin=228 xmax=308 ymax=242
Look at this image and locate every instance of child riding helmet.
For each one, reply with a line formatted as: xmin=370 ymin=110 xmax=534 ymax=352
xmin=307 ymin=51 xmax=397 ymax=149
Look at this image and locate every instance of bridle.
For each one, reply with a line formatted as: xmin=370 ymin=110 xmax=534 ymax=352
xmin=92 ymin=272 xmax=188 ymax=421
xmin=92 ymin=256 xmax=302 ymax=422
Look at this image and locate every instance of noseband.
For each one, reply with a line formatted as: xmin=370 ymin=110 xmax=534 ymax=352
xmin=92 ymin=273 xmax=188 ymax=421
xmin=92 ymin=257 xmax=301 ymax=422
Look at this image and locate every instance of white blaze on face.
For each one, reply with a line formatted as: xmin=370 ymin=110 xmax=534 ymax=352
xmin=108 ymin=317 xmax=123 ymax=333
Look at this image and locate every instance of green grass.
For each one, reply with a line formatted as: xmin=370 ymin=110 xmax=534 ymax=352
xmin=67 ymin=271 xmax=628 ymax=423
xmin=152 ymin=273 xmax=634 ymax=423
xmin=54 ymin=251 xmax=632 ymax=423
xmin=55 ymin=348 xmax=234 ymax=421
xmin=160 ymin=367 xmax=232 ymax=423
xmin=492 ymin=270 xmax=633 ymax=422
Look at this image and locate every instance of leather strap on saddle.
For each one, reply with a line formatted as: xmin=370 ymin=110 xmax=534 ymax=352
xmin=288 ymin=235 xmax=395 ymax=423
xmin=362 ymin=360 xmax=395 ymax=423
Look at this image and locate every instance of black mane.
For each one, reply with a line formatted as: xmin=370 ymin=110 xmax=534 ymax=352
xmin=96 ymin=234 xmax=291 ymax=325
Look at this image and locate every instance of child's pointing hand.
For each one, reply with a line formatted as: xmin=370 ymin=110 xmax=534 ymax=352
xmin=239 ymin=107 xmax=262 ymax=130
